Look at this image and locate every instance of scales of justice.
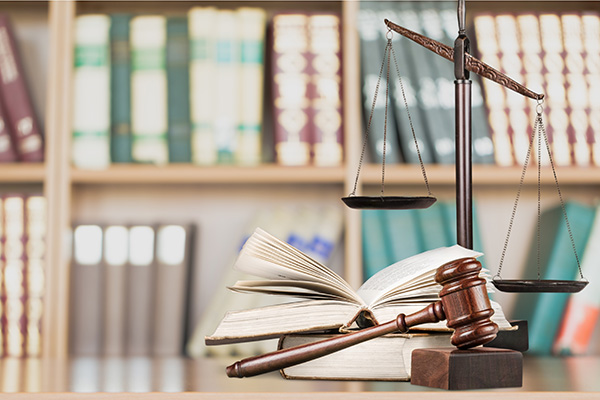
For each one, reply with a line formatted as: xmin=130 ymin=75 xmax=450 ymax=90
xmin=225 ymin=0 xmax=589 ymax=389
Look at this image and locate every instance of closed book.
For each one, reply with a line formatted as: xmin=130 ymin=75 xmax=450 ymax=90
xmin=554 ymin=204 xmax=600 ymax=355
xmin=382 ymin=210 xmax=421 ymax=262
xmin=110 ymin=14 xmax=133 ymax=164
xmin=2 ymin=195 xmax=28 ymax=357
xmin=272 ymin=13 xmax=312 ymax=166
xmin=152 ymin=224 xmax=193 ymax=356
xmin=125 ymin=225 xmax=155 ymax=356
xmin=0 ymin=14 xmax=44 ymax=162
xmin=309 ymin=14 xmax=344 ymax=167
xmin=512 ymin=202 xmax=595 ymax=355
xmin=188 ymin=7 xmax=217 ymax=165
xmin=362 ymin=210 xmax=393 ymax=279
xmin=414 ymin=202 xmax=451 ymax=251
xmin=582 ymin=13 xmax=600 ymax=167
xmin=0 ymin=96 xmax=17 ymax=162
xmin=278 ymin=332 xmax=453 ymax=381
xmin=72 ymin=14 xmax=111 ymax=169
xmin=214 ymin=10 xmax=239 ymax=164
xmin=130 ymin=16 xmax=168 ymax=164
xmin=102 ymin=225 xmax=128 ymax=356
xmin=70 ymin=224 xmax=104 ymax=356
xmin=236 ymin=7 xmax=266 ymax=166
xmin=357 ymin=3 xmax=402 ymax=164
xmin=24 ymin=196 xmax=45 ymax=357
xmin=166 ymin=16 xmax=191 ymax=164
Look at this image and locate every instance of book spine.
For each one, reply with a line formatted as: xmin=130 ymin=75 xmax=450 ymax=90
xmin=383 ymin=209 xmax=421 ymax=262
xmin=214 ymin=10 xmax=239 ymax=164
xmin=24 ymin=196 xmax=45 ymax=357
xmin=166 ymin=16 xmax=191 ymax=164
xmin=0 ymin=15 xmax=44 ymax=163
xmin=309 ymin=14 xmax=344 ymax=167
xmin=188 ymin=7 xmax=217 ymax=165
xmin=110 ymin=14 xmax=133 ymax=164
xmin=272 ymin=13 xmax=312 ymax=166
xmin=362 ymin=210 xmax=393 ymax=279
xmin=130 ymin=15 xmax=168 ymax=165
xmin=582 ymin=13 xmax=600 ymax=166
xmin=3 ymin=195 xmax=27 ymax=357
xmin=0 ymin=95 xmax=17 ymax=162
xmin=236 ymin=8 xmax=266 ymax=166
xmin=0 ymin=197 xmax=3 ymax=357
xmin=72 ymin=14 xmax=111 ymax=169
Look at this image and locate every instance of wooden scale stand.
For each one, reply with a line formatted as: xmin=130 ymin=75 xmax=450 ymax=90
xmin=226 ymin=0 xmax=588 ymax=390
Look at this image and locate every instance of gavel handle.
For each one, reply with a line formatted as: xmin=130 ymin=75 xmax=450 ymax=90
xmin=226 ymin=301 xmax=445 ymax=378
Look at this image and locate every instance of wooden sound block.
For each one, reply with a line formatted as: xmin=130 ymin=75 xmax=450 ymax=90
xmin=411 ymin=347 xmax=523 ymax=390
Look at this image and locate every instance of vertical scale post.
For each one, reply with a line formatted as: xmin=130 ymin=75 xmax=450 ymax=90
xmin=454 ymin=0 xmax=473 ymax=249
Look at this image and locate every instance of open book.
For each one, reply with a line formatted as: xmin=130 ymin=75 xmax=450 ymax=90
xmin=205 ymin=228 xmax=510 ymax=345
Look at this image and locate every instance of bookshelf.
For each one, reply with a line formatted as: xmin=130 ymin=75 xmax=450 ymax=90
xmin=1 ymin=0 xmax=600 ymax=395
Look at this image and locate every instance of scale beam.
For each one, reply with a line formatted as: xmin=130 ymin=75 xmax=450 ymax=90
xmin=384 ymin=19 xmax=544 ymax=101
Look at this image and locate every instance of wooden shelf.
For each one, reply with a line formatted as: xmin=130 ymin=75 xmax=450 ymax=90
xmin=0 ymin=163 xmax=45 ymax=183
xmin=70 ymin=164 xmax=347 ymax=184
xmin=361 ymin=165 xmax=600 ymax=186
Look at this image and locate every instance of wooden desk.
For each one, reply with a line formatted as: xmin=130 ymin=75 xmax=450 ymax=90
xmin=1 ymin=356 xmax=599 ymax=398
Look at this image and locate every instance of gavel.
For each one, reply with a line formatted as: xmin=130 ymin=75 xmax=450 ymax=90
xmin=226 ymin=257 xmax=499 ymax=378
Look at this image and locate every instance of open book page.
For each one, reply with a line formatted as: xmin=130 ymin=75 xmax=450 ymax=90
xmin=205 ymin=300 xmax=362 ymax=344
xmin=356 ymin=245 xmax=482 ymax=307
xmin=229 ymin=280 xmax=364 ymax=303
xmin=232 ymin=228 xmax=364 ymax=306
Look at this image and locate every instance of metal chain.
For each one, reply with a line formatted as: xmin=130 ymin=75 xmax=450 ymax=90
xmin=381 ymin=38 xmax=392 ymax=196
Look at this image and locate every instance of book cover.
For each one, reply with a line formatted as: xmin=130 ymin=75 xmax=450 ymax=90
xmin=125 ymin=225 xmax=155 ymax=356
xmin=214 ymin=10 xmax=239 ymax=164
xmin=24 ymin=196 xmax=45 ymax=357
xmin=236 ymin=8 xmax=266 ymax=166
xmin=152 ymin=224 xmax=194 ymax=356
xmin=357 ymin=3 xmax=402 ymax=164
xmin=69 ymin=224 xmax=104 ymax=356
xmin=130 ymin=15 xmax=168 ymax=165
xmin=102 ymin=225 xmax=128 ymax=356
xmin=166 ymin=16 xmax=191 ymax=164
xmin=110 ymin=14 xmax=133 ymax=164
xmin=511 ymin=202 xmax=595 ymax=354
xmin=72 ymin=14 xmax=111 ymax=169
xmin=309 ymin=14 xmax=344 ymax=167
xmin=188 ymin=7 xmax=217 ymax=165
xmin=554 ymin=204 xmax=600 ymax=355
xmin=0 ymin=96 xmax=17 ymax=162
xmin=272 ymin=13 xmax=312 ymax=166
xmin=0 ymin=14 xmax=44 ymax=163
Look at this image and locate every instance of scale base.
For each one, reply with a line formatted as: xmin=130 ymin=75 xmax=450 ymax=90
xmin=411 ymin=347 xmax=522 ymax=390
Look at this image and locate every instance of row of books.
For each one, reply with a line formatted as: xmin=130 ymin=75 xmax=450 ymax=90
xmin=0 ymin=194 xmax=46 ymax=358
xmin=0 ymin=14 xmax=44 ymax=163
xmin=70 ymin=223 xmax=194 ymax=357
xmin=512 ymin=201 xmax=600 ymax=356
xmin=187 ymin=206 xmax=344 ymax=358
xmin=474 ymin=11 xmax=600 ymax=167
xmin=72 ymin=8 xmax=343 ymax=169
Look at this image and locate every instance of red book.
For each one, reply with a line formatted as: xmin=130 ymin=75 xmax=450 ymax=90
xmin=0 ymin=96 xmax=17 ymax=162
xmin=0 ymin=14 xmax=44 ymax=162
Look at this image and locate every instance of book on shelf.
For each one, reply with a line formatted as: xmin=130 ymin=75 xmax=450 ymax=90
xmin=362 ymin=210 xmax=394 ymax=280
xmin=130 ymin=15 xmax=168 ymax=165
xmin=512 ymin=202 xmax=596 ymax=355
xmin=278 ymin=331 xmax=453 ymax=381
xmin=110 ymin=14 xmax=133 ymax=164
xmin=357 ymin=2 xmax=403 ymax=164
xmin=0 ymin=96 xmax=17 ymax=162
xmin=205 ymin=228 xmax=510 ymax=346
xmin=72 ymin=14 xmax=111 ymax=169
xmin=0 ymin=14 xmax=44 ymax=163
xmin=554 ymin=203 xmax=600 ymax=355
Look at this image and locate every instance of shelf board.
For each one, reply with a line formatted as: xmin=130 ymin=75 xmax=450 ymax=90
xmin=361 ymin=165 xmax=600 ymax=186
xmin=0 ymin=163 xmax=45 ymax=183
xmin=70 ymin=164 xmax=347 ymax=184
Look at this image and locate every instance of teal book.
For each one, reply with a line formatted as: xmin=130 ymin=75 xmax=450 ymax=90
xmin=512 ymin=202 xmax=595 ymax=354
xmin=414 ymin=201 xmax=451 ymax=251
xmin=382 ymin=210 xmax=422 ymax=262
xmin=167 ymin=16 xmax=192 ymax=163
xmin=362 ymin=210 xmax=393 ymax=280
xmin=110 ymin=14 xmax=132 ymax=163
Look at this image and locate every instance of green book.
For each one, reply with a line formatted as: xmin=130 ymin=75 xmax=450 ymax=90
xmin=414 ymin=202 xmax=450 ymax=251
xmin=512 ymin=202 xmax=595 ymax=355
xmin=110 ymin=14 xmax=132 ymax=163
xmin=382 ymin=210 xmax=422 ymax=262
xmin=167 ymin=16 xmax=192 ymax=163
xmin=362 ymin=210 xmax=393 ymax=280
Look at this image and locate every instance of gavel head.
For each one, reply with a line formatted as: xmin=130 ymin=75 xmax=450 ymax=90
xmin=435 ymin=257 xmax=498 ymax=349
